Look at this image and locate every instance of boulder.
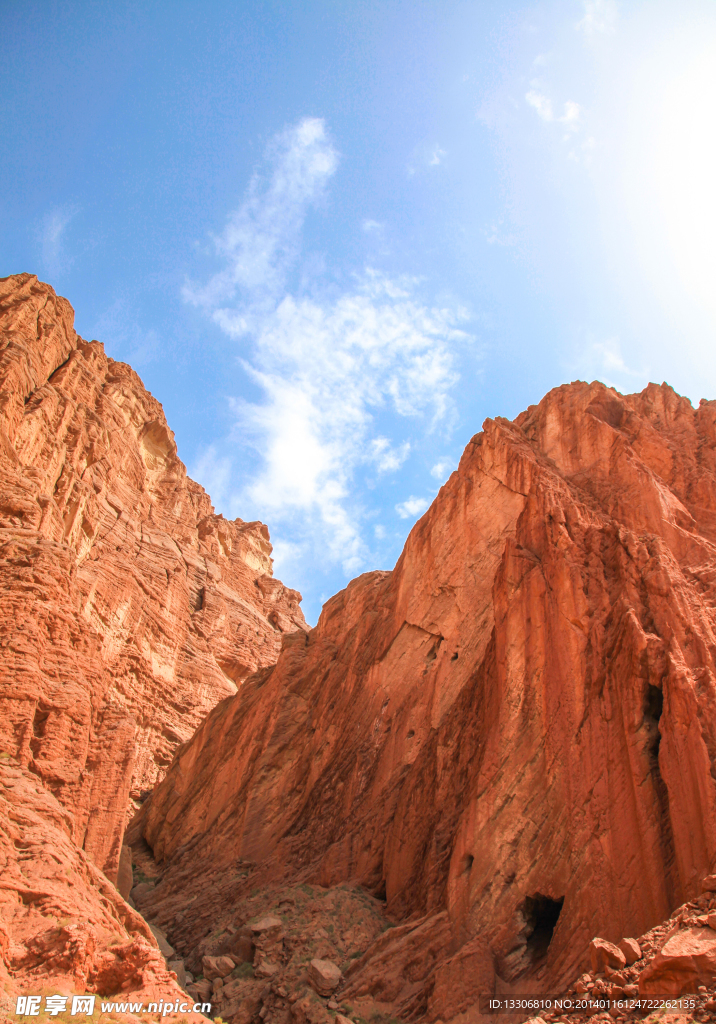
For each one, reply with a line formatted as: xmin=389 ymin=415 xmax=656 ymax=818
xmin=308 ymin=958 xmax=342 ymax=996
xmin=202 ymin=954 xmax=235 ymax=980
xmin=250 ymin=915 xmax=285 ymax=948
xmin=149 ymin=924 xmax=175 ymax=959
xmin=702 ymin=876 xmax=716 ymax=893
xmin=708 ymin=912 xmax=716 ymax=931
xmin=167 ymin=958 xmax=187 ymax=988
xmin=254 ymin=959 xmax=279 ymax=978
xmin=130 ymin=881 xmax=155 ymax=903
xmin=618 ymin=938 xmax=642 ymax=965
xmin=590 ymin=938 xmax=626 ymax=973
xmin=187 ymin=979 xmax=213 ymax=1003
xmin=639 ymin=927 xmax=716 ymax=996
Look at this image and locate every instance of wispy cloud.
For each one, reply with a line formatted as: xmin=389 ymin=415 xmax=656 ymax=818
xmin=39 ymin=206 xmax=78 ymax=281
xmin=187 ymin=118 xmax=470 ymax=579
xmin=526 ymin=90 xmax=554 ymax=122
xmin=191 ymin=445 xmax=233 ymax=510
xmin=590 ymin=337 xmax=643 ymax=378
xmin=569 ymin=335 xmax=647 ymax=390
xmin=184 ymin=117 xmax=338 ymax=315
xmin=94 ymin=298 xmax=162 ymax=367
xmin=407 ymin=142 xmax=448 ymax=176
xmin=526 ymin=89 xmax=581 ymax=131
xmin=395 ymin=495 xmax=430 ymax=520
xmin=577 ymin=0 xmax=618 ymax=35
xmin=370 ymin=437 xmax=411 ymax=473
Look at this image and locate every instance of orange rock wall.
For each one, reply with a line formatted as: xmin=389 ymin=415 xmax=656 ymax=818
xmin=0 ymin=273 xmax=305 ymax=884
xmin=139 ymin=380 xmax=716 ymax=1009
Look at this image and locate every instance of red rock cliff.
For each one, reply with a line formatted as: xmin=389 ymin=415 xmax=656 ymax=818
xmin=0 ymin=273 xmax=306 ymax=885
xmin=136 ymin=379 xmax=716 ymax=1018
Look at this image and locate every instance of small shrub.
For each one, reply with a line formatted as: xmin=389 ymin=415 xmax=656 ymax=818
xmin=232 ymin=962 xmax=254 ymax=979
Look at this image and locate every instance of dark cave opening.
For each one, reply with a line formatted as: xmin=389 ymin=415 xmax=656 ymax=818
xmin=29 ymin=705 xmax=50 ymax=759
xmin=522 ymin=893 xmax=564 ymax=959
xmin=645 ymin=684 xmax=663 ymax=761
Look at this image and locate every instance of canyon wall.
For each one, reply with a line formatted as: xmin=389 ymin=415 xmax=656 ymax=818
xmin=0 ymin=272 xmax=305 ymax=883
xmin=134 ymin=379 xmax=716 ymax=1019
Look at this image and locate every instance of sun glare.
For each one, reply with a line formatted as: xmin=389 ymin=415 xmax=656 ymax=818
xmin=623 ymin=35 xmax=716 ymax=327
xmin=653 ymin=44 xmax=716 ymax=312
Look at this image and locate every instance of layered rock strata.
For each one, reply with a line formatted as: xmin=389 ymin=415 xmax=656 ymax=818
xmin=134 ymin=380 xmax=716 ymax=1020
xmin=0 ymin=274 xmax=305 ymax=1011
xmin=0 ymin=761 xmax=204 ymax=1021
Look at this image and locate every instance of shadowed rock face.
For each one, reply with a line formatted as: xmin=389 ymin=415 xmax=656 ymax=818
xmin=136 ymin=378 xmax=716 ymax=1017
xmin=0 ymin=272 xmax=305 ymax=888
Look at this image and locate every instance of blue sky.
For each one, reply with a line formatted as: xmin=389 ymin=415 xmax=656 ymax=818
xmin=2 ymin=0 xmax=716 ymax=623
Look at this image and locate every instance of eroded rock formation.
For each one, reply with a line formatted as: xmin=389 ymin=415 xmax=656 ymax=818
xmin=0 ymin=274 xmax=305 ymax=1013
xmin=134 ymin=379 xmax=716 ymax=1021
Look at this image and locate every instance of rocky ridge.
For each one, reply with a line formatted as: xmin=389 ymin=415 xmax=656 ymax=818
xmin=0 ymin=274 xmax=305 ymax=1017
xmin=130 ymin=378 xmax=716 ymax=1023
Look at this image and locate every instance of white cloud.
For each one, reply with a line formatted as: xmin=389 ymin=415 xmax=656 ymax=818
xmin=429 ymin=146 xmax=447 ymax=166
xmin=526 ymin=90 xmax=581 ymax=130
xmin=187 ymin=118 xmax=470 ymax=578
xmin=577 ymin=0 xmax=618 ymax=35
xmin=369 ymin=437 xmax=411 ymax=473
xmin=561 ymin=100 xmax=581 ymax=128
xmin=39 ymin=206 xmax=78 ymax=281
xmin=230 ymin=275 xmax=466 ymax=572
xmin=395 ymin=495 xmax=430 ymax=520
xmin=430 ymin=459 xmax=454 ymax=480
xmin=362 ymin=219 xmax=383 ymax=233
xmin=526 ymin=90 xmax=554 ymax=122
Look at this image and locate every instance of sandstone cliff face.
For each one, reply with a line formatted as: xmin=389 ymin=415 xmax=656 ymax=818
xmin=0 ymin=272 xmax=305 ymax=885
xmin=0 ymin=761 xmax=204 ymax=1021
xmin=136 ymin=380 xmax=716 ymax=1019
